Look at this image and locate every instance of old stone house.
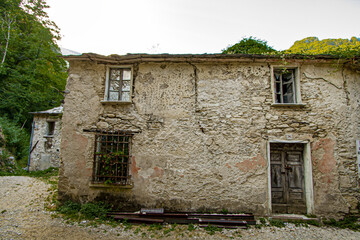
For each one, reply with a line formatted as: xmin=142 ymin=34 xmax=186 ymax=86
xmin=28 ymin=106 xmax=62 ymax=171
xmin=59 ymin=53 xmax=360 ymax=218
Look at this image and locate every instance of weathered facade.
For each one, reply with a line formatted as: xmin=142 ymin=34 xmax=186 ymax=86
xmin=29 ymin=106 xmax=62 ymax=171
xmin=59 ymin=53 xmax=360 ymax=217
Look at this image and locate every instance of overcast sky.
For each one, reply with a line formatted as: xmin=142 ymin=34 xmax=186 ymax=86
xmin=46 ymin=0 xmax=360 ymax=55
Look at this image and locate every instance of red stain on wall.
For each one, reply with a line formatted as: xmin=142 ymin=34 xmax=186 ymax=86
xmin=312 ymin=138 xmax=336 ymax=174
xmin=151 ymin=166 xmax=164 ymax=178
xmin=235 ymin=153 xmax=266 ymax=172
xmin=312 ymin=138 xmax=336 ymax=184
xmin=225 ymin=163 xmax=232 ymax=169
xmin=131 ymin=156 xmax=140 ymax=177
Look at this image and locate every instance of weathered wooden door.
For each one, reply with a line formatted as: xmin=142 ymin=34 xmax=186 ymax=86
xmin=270 ymin=143 xmax=306 ymax=214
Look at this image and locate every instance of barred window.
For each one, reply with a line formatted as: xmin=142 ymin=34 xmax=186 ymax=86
xmin=92 ymin=130 xmax=132 ymax=185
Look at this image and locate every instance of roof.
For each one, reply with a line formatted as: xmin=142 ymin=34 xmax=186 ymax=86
xmin=62 ymin=53 xmax=353 ymax=64
xmin=29 ymin=106 xmax=63 ymax=115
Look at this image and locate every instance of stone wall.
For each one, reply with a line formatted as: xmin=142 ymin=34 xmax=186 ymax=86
xmin=59 ymin=59 xmax=360 ymax=217
xmin=29 ymin=115 xmax=62 ymax=171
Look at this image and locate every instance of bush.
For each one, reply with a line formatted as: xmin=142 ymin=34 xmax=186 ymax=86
xmin=0 ymin=117 xmax=30 ymax=167
xmin=57 ymin=201 xmax=111 ymax=221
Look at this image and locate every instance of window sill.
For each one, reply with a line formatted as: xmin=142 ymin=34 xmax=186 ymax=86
xmin=100 ymin=100 xmax=132 ymax=105
xmin=271 ymin=103 xmax=306 ymax=108
xmin=89 ymin=183 xmax=133 ymax=189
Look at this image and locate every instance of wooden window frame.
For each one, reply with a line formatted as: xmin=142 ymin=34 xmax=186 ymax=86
xmin=271 ymin=66 xmax=303 ymax=106
xmin=103 ymin=66 xmax=133 ymax=104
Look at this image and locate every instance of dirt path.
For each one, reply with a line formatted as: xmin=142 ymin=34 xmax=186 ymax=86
xmin=1 ymin=176 xmax=360 ymax=240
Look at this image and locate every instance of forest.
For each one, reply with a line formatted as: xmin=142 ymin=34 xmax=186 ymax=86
xmin=0 ymin=0 xmax=359 ymax=173
xmin=0 ymin=0 xmax=67 ymax=170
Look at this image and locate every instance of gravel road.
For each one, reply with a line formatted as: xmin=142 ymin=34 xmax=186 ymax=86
xmin=1 ymin=176 xmax=359 ymax=239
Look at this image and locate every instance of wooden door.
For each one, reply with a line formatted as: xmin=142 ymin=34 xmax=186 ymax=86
xmin=270 ymin=143 xmax=306 ymax=214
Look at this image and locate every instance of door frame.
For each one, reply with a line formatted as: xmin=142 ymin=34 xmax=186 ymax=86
xmin=267 ymin=140 xmax=314 ymax=215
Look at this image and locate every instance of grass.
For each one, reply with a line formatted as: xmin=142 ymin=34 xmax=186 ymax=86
xmin=323 ymin=216 xmax=360 ymax=231
xmin=56 ymin=200 xmax=111 ymax=222
xmin=0 ymin=167 xmax=59 ymax=180
xmin=203 ymin=225 xmax=222 ymax=235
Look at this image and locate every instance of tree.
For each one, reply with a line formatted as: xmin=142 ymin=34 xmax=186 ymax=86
xmin=0 ymin=0 xmax=67 ymax=166
xmin=0 ymin=0 xmax=67 ymax=130
xmin=286 ymin=36 xmax=360 ymax=57
xmin=222 ymin=37 xmax=277 ymax=54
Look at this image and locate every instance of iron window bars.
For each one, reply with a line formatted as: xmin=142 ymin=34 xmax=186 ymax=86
xmin=92 ymin=130 xmax=132 ymax=185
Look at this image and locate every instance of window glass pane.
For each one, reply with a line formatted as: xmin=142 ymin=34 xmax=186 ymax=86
xmin=109 ymin=91 xmax=119 ymax=101
xmin=282 ymin=71 xmax=294 ymax=83
xmin=121 ymin=92 xmax=130 ymax=101
xmin=283 ymin=82 xmax=293 ymax=94
xmin=122 ymin=80 xmax=131 ymax=91
xmin=275 ymin=82 xmax=281 ymax=94
xmin=283 ymin=95 xmax=294 ymax=103
xmin=110 ymin=69 xmax=121 ymax=80
xmin=274 ymin=72 xmax=281 ymax=81
xmin=110 ymin=81 xmax=120 ymax=91
xmin=123 ymin=70 xmax=131 ymax=80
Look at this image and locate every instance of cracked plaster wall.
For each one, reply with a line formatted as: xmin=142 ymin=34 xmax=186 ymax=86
xmin=59 ymin=60 xmax=360 ymax=217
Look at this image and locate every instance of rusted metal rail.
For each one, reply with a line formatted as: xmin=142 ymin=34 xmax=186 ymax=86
xmin=107 ymin=210 xmax=256 ymax=228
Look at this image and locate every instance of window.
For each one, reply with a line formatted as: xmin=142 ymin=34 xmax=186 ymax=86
xmin=105 ymin=67 xmax=132 ymax=102
xmin=92 ymin=130 xmax=132 ymax=185
xmin=47 ymin=121 xmax=55 ymax=136
xmin=271 ymin=67 xmax=302 ymax=105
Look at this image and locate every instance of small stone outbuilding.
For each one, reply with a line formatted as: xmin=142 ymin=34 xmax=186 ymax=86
xmin=28 ymin=106 xmax=62 ymax=171
xmin=59 ymin=53 xmax=360 ymax=218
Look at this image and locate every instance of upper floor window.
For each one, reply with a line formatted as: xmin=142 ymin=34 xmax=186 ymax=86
xmin=105 ymin=67 xmax=132 ymax=102
xmin=46 ymin=121 xmax=55 ymax=136
xmin=271 ymin=67 xmax=302 ymax=105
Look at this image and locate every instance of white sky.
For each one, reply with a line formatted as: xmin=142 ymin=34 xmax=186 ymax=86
xmin=46 ymin=0 xmax=360 ymax=55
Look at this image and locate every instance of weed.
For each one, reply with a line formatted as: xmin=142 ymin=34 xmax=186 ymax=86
xmin=305 ymin=213 xmax=317 ymax=218
xmin=148 ymin=223 xmax=163 ymax=231
xmin=1 ymin=210 xmax=6 ymax=214
xmin=259 ymin=217 xmax=266 ymax=225
xmin=306 ymin=220 xmax=320 ymax=227
xmin=163 ymin=229 xmax=171 ymax=235
xmin=122 ymin=219 xmax=133 ymax=231
xmin=56 ymin=200 xmax=111 ymax=222
xmin=204 ymin=225 xmax=222 ymax=235
xmin=221 ymin=208 xmax=229 ymax=214
xmin=134 ymin=227 xmax=141 ymax=234
xmin=269 ymin=219 xmax=285 ymax=228
xmin=323 ymin=216 xmax=360 ymax=231
xmin=170 ymin=223 xmax=177 ymax=231
xmin=188 ymin=223 xmax=196 ymax=231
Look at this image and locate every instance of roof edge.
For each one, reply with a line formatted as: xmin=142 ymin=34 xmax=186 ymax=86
xmin=62 ymin=53 xmax=352 ymax=64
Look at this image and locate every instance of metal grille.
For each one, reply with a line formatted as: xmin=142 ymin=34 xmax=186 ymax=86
xmin=92 ymin=130 xmax=132 ymax=185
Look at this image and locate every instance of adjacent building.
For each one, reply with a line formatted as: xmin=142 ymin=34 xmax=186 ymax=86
xmin=29 ymin=106 xmax=62 ymax=171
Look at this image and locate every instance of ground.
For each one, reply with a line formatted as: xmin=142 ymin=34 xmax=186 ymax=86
xmin=0 ymin=176 xmax=360 ymax=240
